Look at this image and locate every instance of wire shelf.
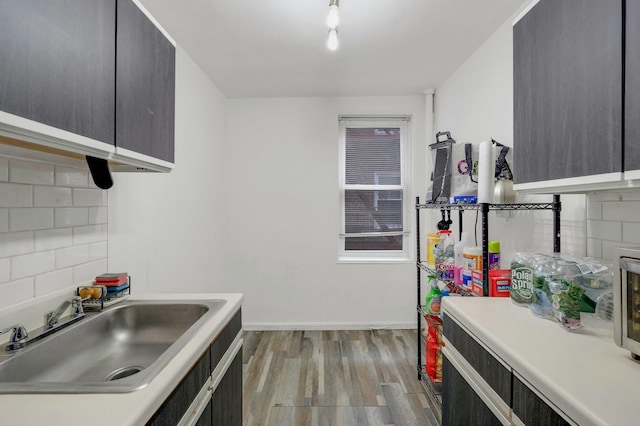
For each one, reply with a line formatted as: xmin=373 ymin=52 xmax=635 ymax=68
xmin=416 ymin=202 xmax=556 ymax=211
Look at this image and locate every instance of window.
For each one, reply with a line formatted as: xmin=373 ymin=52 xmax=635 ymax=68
xmin=339 ymin=117 xmax=411 ymax=261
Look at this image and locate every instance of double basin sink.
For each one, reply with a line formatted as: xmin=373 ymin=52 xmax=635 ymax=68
xmin=0 ymin=299 xmax=226 ymax=393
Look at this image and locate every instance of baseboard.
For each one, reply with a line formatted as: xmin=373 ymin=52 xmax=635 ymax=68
xmin=242 ymin=321 xmax=416 ymax=331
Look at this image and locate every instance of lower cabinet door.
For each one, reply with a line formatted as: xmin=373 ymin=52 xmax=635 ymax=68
xmin=195 ymin=400 xmax=213 ymax=426
xmin=212 ymin=350 xmax=243 ymax=426
xmin=442 ymin=355 xmax=503 ymax=426
xmin=512 ymin=374 xmax=572 ymax=426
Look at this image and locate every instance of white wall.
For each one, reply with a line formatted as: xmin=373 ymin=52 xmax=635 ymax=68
xmin=432 ymin=6 xmax=586 ymax=262
xmin=226 ymin=96 xmax=426 ymax=328
xmin=108 ymin=47 xmax=230 ymax=294
xmin=0 ymin=153 xmax=107 ymax=309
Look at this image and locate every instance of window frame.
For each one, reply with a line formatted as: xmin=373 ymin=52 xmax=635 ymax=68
xmin=338 ymin=116 xmax=412 ymax=263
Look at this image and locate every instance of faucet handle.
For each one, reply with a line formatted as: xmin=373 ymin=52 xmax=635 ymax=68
xmin=0 ymin=324 xmax=28 ymax=343
xmin=71 ymin=296 xmax=84 ymax=316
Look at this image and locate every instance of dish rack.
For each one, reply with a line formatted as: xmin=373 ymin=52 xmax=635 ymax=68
xmin=76 ymin=275 xmax=131 ymax=311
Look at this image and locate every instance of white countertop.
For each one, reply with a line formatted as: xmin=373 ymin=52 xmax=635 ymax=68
xmin=442 ymin=297 xmax=640 ymax=426
xmin=0 ymin=293 xmax=243 ymax=426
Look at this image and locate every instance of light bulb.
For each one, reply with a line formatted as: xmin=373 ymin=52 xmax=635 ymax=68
xmin=326 ymin=4 xmax=339 ymax=29
xmin=327 ymin=29 xmax=338 ymax=51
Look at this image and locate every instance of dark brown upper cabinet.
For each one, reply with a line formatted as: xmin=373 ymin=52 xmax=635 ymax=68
xmin=513 ymin=0 xmax=623 ymax=191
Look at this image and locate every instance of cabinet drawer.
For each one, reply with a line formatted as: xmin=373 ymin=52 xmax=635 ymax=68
xmin=512 ymin=374 xmax=573 ymax=426
xmin=442 ymin=355 xmax=503 ymax=426
xmin=146 ymin=348 xmax=211 ymax=426
xmin=211 ymin=310 xmax=242 ymax=368
xmin=443 ymin=314 xmax=511 ymax=404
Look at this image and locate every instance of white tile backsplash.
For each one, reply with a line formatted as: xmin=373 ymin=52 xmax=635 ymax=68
xmin=0 ymin=232 xmax=34 ymax=258
xmin=11 ymin=251 xmax=55 ymax=280
xmin=34 ymin=186 xmax=72 ymax=207
xmin=88 ymin=207 xmax=107 ymax=225
xmin=0 ymin=183 xmax=32 ymax=207
xmin=602 ymin=201 xmax=640 ymax=222
xmin=0 ymin=209 xmax=7 ymax=233
xmin=56 ymin=245 xmax=90 ymax=269
xmin=0 ymin=154 xmax=108 ymax=306
xmin=9 ymin=208 xmax=54 ymax=232
xmin=34 ymin=228 xmax=73 ymax=251
xmin=55 ymin=207 xmax=88 ymax=228
xmin=587 ymin=190 xmax=640 ymax=261
xmin=9 ymin=159 xmax=54 ymax=185
xmin=0 ymin=258 xmax=9 ymax=284
xmin=0 ymin=278 xmax=35 ymax=310
xmin=73 ymin=188 xmax=103 ymax=207
xmin=35 ymin=268 xmax=74 ymax=297
xmin=0 ymin=157 xmax=8 ymax=181
xmin=73 ymin=225 xmax=103 ymax=246
xmin=54 ymin=166 xmax=89 ymax=187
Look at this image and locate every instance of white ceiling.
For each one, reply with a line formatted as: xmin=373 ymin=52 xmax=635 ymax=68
xmin=139 ymin=0 xmax=527 ymax=98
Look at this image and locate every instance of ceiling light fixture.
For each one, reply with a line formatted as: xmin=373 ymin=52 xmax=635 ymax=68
xmin=326 ymin=0 xmax=339 ymax=50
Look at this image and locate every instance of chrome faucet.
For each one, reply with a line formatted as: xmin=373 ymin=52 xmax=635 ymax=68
xmin=0 ymin=324 xmax=28 ymax=344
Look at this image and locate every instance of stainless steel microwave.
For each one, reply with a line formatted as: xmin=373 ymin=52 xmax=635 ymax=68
xmin=614 ymin=247 xmax=640 ymax=360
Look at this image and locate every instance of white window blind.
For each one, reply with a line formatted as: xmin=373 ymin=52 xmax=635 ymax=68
xmin=339 ymin=117 xmax=411 ymax=261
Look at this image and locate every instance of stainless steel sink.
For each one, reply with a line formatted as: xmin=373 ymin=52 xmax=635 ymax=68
xmin=0 ymin=299 xmax=226 ymax=393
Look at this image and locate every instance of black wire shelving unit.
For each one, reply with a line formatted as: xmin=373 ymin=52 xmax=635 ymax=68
xmin=415 ymin=195 xmax=561 ymax=414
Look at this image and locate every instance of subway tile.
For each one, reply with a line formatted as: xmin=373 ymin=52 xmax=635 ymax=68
xmin=89 ymin=241 xmax=108 ymax=260
xmin=55 ymin=166 xmax=88 ymax=187
xmin=586 ymin=238 xmax=602 ymax=259
xmin=34 ymin=186 xmax=72 ymax=207
xmin=0 ymin=208 xmax=7 ymax=233
xmin=620 ymin=190 xmax=640 ymax=201
xmin=602 ymin=201 xmax=640 ymax=222
xmin=35 ymin=268 xmax=74 ymax=297
xmin=0 ymin=183 xmax=32 ymax=207
xmin=56 ymin=245 xmax=90 ymax=269
xmin=10 ymin=159 xmax=54 ymax=185
xmin=585 ymin=199 xmax=602 ymax=220
xmin=0 ymin=278 xmax=34 ymax=310
xmin=623 ymin=222 xmax=640 ymax=244
xmin=88 ymin=207 xmax=107 ymax=225
xmin=102 ymin=191 xmax=108 ymax=207
xmin=11 ymin=250 xmax=55 ymax=280
xmin=588 ymin=192 xmax=623 ymax=202
xmin=73 ymin=188 xmax=103 ymax=207
xmin=73 ymin=259 xmax=108 ymax=284
xmin=34 ymin=228 xmax=73 ymax=251
xmin=0 ymin=232 xmax=33 ymax=258
xmin=9 ymin=208 xmax=54 ymax=232
xmin=602 ymin=240 xmax=637 ymax=261
xmin=0 ymin=157 xmax=8 ymax=181
xmin=73 ymin=225 xmax=104 ymax=245
xmin=55 ymin=207 xmax=88 ymax=228
xmin=0 ymin=258 xmax=9 ymax=283
xmin=586 ymin=220 xmax=622 ymax=242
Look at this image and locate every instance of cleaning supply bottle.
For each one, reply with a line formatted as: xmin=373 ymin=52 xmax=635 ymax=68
xmin=489 ymin=240 xmax=501 ymax=270
xmin=435 ymin=230 xmax=455 ymax=281
xmin=462 ymin=246 xmax=483 ymax=289
xmin=425 ymin=282 xmax=443 ymax=315
xmin=453 ymin=232 xmax=470 ymax=286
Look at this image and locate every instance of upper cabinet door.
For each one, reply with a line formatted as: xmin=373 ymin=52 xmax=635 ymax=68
xmin=513 ymin=0 xmax=622 ymax=187
xmin=626 ymin=0 xmax=640 ymax=177
xmin=116 ymin=0 xmax=175 ymax=165
xmin=0 ymin=0 xmax=116 ymax=145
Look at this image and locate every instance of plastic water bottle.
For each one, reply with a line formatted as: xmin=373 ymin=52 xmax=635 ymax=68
xmin=453 ymin=232 xmax=470 ymax=286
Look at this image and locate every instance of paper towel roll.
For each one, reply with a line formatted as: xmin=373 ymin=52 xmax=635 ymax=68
xmin=478 ymin=140 xmax=494 ymax=203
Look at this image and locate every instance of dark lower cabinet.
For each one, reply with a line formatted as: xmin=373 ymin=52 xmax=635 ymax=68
xmin=147 ymin=309 xmax=242 ymax=426
xmin=443 ymin=314 xmax=575 ymax=425
xmin=212 ymin=351 xmax=242 ymax=426
xmin=116 ymin=0 xmax=175 ymax=163
xmin=512 ymin=376 xmax=570 ymax=426
xmin=0 ymin=0 xmax=115 ymax=145
xmin=442 ymin=356 xmax=502 ymax=426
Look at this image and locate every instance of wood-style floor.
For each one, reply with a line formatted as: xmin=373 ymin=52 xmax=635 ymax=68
xmin=242 ymin=329 xmax=439 ymax=426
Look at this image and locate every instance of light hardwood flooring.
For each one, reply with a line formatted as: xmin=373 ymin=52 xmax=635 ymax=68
xmin=242 ymin=329 xmax=439 ymax=426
